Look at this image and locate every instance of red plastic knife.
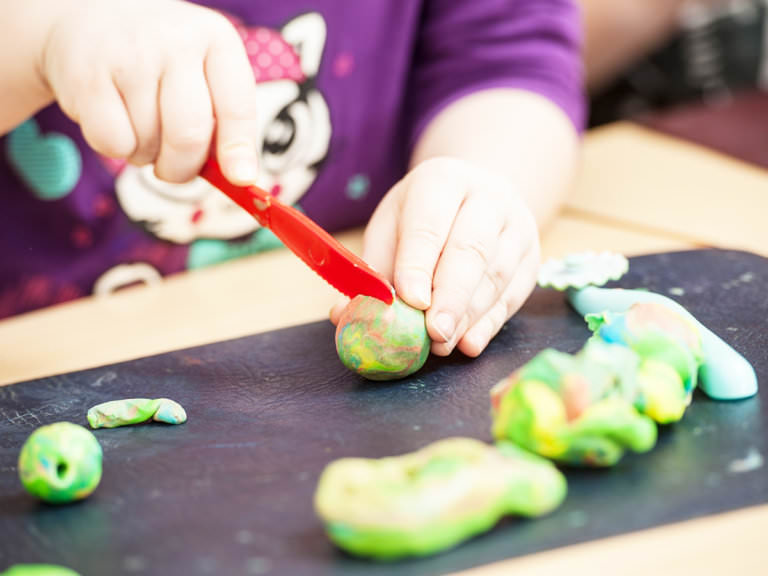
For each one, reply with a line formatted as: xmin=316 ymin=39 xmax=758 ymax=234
xmin=200 ymin=158 xmax=394 ymax=305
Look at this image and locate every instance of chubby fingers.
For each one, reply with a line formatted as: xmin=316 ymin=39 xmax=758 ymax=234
xmin=112 ymin=48 xmax=162 ymax=166
xmin=335 ymin=160 xmax=539 ymax=360
xmin=155 ymin=57 xmax=214 ymax=183
xmin=206 ymin=20 xmax=260 ymax=185
xmin=331 ymin=159 xmax=468 ymax=329
xmin=424 ymin=182 xmax=508 ymax=355
xmin=113 ymin=16 xmax=259 ymax=185
xmin=456 ymin=224 xmax=540 ymax=357
xmin=77 ymin=75 xmax=137 ymax=161
xmin=391 ymin=159 xmax=468 ymax=316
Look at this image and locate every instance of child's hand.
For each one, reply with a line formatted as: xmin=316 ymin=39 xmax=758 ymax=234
xmin=333 ymin=158 xmax=540 ymax=358
xmin=40 ymin=0 xmax=259 ymax=184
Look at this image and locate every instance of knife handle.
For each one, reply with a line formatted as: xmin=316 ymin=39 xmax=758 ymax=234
xmin=199 ymin=158 xmax=270 ymax=228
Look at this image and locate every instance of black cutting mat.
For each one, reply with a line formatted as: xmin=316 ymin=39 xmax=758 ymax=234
xmin=0 ymin=249 xmax=765 ymax=576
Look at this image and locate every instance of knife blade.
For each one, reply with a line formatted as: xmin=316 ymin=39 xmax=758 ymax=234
xmin=200 ymin=158 xmax=395 ymax=305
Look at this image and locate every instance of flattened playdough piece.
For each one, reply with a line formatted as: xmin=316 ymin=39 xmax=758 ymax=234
xmin=570 ymin=286 xmax=758 ymax=400
xmin=314 ymin=437 xmax=566 ymax=559
xmin=335 ymin=295 xmax=430 ymax=380
xmin=1 ymin=565 xmax=80 ymax=576
xmin=18 ymin=422 xmax=102 ymax=504
xmin=87 ymin=398 xmax=187 ymax=429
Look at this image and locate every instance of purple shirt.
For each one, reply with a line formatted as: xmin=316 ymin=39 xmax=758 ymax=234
xmin=0 ymin=0 xmax=583 ymax=318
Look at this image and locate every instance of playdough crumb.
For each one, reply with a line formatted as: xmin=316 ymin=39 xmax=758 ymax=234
xmin=727 ymin=448 xmax=764 ymax=474
xmin=87 ymin=398 xmax=187 ymax=429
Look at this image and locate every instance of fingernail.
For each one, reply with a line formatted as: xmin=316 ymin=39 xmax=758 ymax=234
xmin=434 ymin=312 xmax=455 ymax=343
xmin=467 ymin=326 xmax=491 ymax=354
xmin=410 ymin=284 xmax=431 ymax=309
xmin=222 ymin=143 xmax=258 ymax=183
xmin=396 ymin=271 xmax=431 ymax=308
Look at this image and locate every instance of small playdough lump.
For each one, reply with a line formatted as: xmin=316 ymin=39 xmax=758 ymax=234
xmin=87 ymin=398 xmax=187 ymax=429
xmin=0 ymin=565 xmax=81 ymax=576
xmin=314 ymin=437 xmax=566 ymax=559
xmin=335 ymin=295 xmax=430 ymax=380
xmin=18 ymin=422 xmax=102 ymax=504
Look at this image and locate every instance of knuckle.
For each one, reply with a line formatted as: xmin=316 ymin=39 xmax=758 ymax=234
xmin=436 ymin=282 xmax=475 ymax=310
xmin=466 ymin=298 xmax=487 ymax=323
xmin=454 ymin=238 xmax=492 ymax=268
xmin=111 ymin=59 xmax=134 ymax=86
xmin=487 ymin=263 xmax=511 ymax=295
xmin=83 ymin=121 xmax=135 ymax=159
xmin=395 ymin=264 xmax=432 ymax=285
xmin=411 ymin=158 xmax=468 ymax=192
xmin=93 ymin=139 xmax=134 ymax=160
xmin=164 ymin=123 xmax=213 ymax=153
xmin=417 ymin=156 xmax=465 ymax=176
xmin=493 ymin=299 xmax=512 ymax=326
xmin=154 ymin=161 xmax=197 ymax=184
xmin=219 ymin=97 xmax=256 ymax=125
xmin=130 ymin=140 xmax=160 ymax=166
xmin=503 ymin=289 xmax=525 ymax=320
xmin=207 ymin=10 xmax=240 ymax=38
xmin=406 ymin=226 xmax=445 ymax=254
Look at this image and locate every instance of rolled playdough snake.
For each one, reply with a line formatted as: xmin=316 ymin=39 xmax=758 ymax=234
xmin=87 ymin=398 xmax=187 ymax=429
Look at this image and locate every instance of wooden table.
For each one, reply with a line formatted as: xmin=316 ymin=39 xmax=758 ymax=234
xmin=1 ymin=121 xmax=766 ymax=575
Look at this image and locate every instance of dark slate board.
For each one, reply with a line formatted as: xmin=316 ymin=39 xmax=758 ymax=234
xmin=0 ymin=249 xmax=765 ymax=576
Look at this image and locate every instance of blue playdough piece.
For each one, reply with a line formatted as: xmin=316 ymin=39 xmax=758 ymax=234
xmin=568 ymin=286 xmax=758 ymax=400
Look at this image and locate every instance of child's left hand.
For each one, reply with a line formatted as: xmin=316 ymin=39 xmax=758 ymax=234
xmin=332 ymin=157 xmax=540 ymax=358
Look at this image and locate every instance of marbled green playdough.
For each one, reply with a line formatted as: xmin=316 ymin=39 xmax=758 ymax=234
xmin=0 ymin=565 xmax=80 ymax=576
xmin=314 ymin=437 xmax=566 ymax=559
xmin=491 ymin=302 xmax=706 ymax=466
xmin=335 ymin=296 xmax=430 ymax=380
xmin=490 ymin=344 xmax=657 ymax=467
xmin=587 ymin=302 xmax=703 ymax=423
xmin=87 ymin=398 xmax=187 ymax=429
xmin=18 ymin=422 xmax=102 ymax=504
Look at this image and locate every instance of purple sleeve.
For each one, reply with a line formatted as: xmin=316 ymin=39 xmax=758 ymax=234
xmin=406 ymin=0 xmax=585 ymax=147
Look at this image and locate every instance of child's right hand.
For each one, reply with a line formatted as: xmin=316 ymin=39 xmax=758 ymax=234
xmin=40 ymin=0 xmax=260 ymax=184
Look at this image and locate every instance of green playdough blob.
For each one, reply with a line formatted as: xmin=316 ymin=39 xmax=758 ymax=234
xmin=314 ymin=437 xmax=566 ymax=560
xmin=87 ymin=398 xmax=187 ymax=429
xmin=490 ymin=342 xmax=657 ymax=467
xmin=490 ymin=302 xmax=707 ymax=467
xmin=335 ymin=296 xmax=430 ymax=381
xmin=0 ymin=565 xmax=80 ymax=576
xmin=18 ymin=422 xmax=102 ymax=504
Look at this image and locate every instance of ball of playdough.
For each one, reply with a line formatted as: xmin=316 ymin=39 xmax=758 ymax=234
xmin=0 ymin=565 xmax=80 ymax=576
xmin=18 ymin=422 xmax=103 ymax=504
xmin=335 ymin=296 xmax=430 ymax=380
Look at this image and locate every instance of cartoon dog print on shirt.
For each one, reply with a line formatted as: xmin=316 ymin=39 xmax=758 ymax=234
xmin=115 ymin=13 xmax=331 ymax=244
